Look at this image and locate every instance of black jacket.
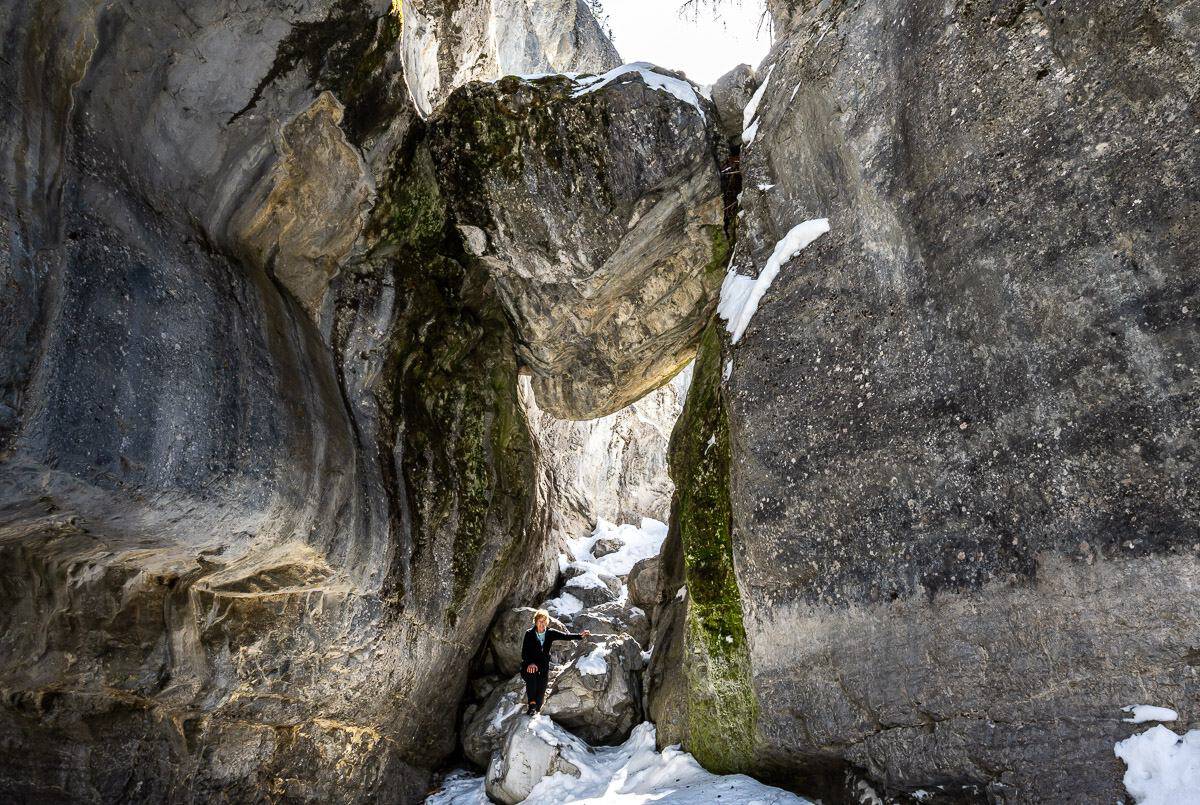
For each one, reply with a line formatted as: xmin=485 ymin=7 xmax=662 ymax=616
xmin=521 ymin=627 xmax=582 ymax=672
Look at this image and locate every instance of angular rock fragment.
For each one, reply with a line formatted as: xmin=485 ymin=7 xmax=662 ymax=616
xmin=627 ymin=556 xmax=662 ymax=616
xmin=542 ymin=635 xmax=644 ymax=744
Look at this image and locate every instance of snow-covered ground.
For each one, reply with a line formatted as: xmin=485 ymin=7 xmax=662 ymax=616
xmin=545 ymin=518 xmax=668 ymax=617
xmin=427 ymin=720 xmax=811 ymax=805
xmin=1115 ymin=705 xmax=1200 ymax=804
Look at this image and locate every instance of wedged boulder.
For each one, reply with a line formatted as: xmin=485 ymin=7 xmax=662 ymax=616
xmin=710 ymin=63 xmax=756 ymax=141
xmin=485 ymin=715 xmax=584 ymax=804
xmin=461 ymin=675 xmax=527 ymax=767
xmin=570 ymin=602 xmax=650 ymax=649
xmin=431 ymin=65 xmax=727 ymax=419
xmin=542 ymin=636 xmax=644 ymax=744
xmin=667 ymin=1 xmax=1200 ymax=801
xmin=627 ymin=556 xmax=662 ymax=615
xmin=488 ymin=608 xmax=567 ymax=677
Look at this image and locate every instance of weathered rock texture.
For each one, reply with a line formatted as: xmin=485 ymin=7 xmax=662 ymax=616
xmin=0 ymin=0 xmax=563 ymax=801
xmin=655 ymin=1 xmax=1200 ymax=802
xmin=401 ymin=0 xmax=621 ymax=116
xmin=710 ymin=63 xmax=757 ymax=141
xmin=520 ymin=368 xmax=690 ymax=538
xmin=432 ymin=69 xmax=727 ymax=419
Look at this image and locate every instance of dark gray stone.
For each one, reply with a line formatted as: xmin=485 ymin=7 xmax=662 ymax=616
xmin=694 ymin=1 xmax=1200 ymax=801
xmin=710 ymin=63 xmax=757 ymax=141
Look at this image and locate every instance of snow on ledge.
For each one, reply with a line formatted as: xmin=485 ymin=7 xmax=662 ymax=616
xmin=1123 ymin=705 xmax=1180 ymax=724
xmin=570 ymin=62 xmax=706 ymax=120
xmin=718 ymin=218 xmax=830 ymax=344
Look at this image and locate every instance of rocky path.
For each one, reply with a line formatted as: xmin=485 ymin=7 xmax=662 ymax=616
xmin=425 ymin=519 xmax=809 ymax=804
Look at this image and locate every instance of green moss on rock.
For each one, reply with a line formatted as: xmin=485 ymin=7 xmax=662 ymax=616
xmin=667 ymin=319 xmax=758 ymax=774
xmin=343 ymin=131 xmax=538 ymax=616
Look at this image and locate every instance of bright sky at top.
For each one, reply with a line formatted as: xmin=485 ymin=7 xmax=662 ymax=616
xmin=599 ymin=0 xmax=772 ymax=86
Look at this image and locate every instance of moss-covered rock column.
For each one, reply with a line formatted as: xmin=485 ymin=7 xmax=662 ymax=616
xmin=648 ymin=320 xmax=758 ymax=774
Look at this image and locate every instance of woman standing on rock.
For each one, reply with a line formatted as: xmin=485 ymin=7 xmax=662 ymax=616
xmin=522 ymin=609 xmax=589 ymax=715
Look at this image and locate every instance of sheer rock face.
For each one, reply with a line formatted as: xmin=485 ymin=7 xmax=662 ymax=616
xmin=400 ymin=0 xmax=621 ymax=117
xmin=663 ymin=1 xmax=1199 ymax=801
xmin=519 ymin=369 xmax=689 ymax=540
xmin=432 ymin=70 xmax=726 ymax=419
xmin=0 ymin=1 xmax=558 ymax=801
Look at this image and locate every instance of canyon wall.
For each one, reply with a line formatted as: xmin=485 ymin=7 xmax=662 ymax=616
xmin=651 ymin=1 xmax=1199 ymax=801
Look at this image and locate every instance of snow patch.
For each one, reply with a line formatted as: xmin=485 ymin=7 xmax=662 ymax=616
xmin=743 ymin=64 xmax=774 ymax=131
xmin=742 ymin=119 xmax=760 ymax=145
xmin=1115 ymin=724 xmax=1200 ymax=804
xmin=567 ymin=518 xmax=669 ymax=578
xmin=575 ymin=645 xmax=609 ymax=677
xmin=571 ymin=62 xmax=706 ymax=121
xmin=427 ymin=721 xmax=812 ymax=805
xmin=543 ymin=591 xmax=584 ymax=617
xmin=718 ymin=218 xmax=830 ymax=344
xmin=1124 ymin=705 xmax=1180 ymax=724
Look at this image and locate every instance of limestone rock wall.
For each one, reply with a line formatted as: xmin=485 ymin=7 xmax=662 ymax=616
xmin=0 ymin=1 xmax=558 ymax=801
xmin=520 ymin=366 xmax=690 ymax=539
xmin=651 ymin=1 xmax=1200 ymax=801
xmin=400 ymin=0 xmax=621 ymax=116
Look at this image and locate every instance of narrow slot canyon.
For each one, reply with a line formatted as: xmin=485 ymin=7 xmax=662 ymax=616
xmin=1 ymin=1 xmax=1197 ymax=804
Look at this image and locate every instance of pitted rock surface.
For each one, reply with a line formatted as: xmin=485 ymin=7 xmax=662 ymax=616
xmin=673 ymin=1 xmax=1200 ymax=801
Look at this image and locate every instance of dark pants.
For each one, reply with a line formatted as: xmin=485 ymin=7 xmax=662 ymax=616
xmin=522 ymin=669 xmax=549 ymax=709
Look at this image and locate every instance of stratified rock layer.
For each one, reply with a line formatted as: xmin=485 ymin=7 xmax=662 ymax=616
xmin=432 ymin=68 xmax=726 ymax=419
xmin=658 ymin=1 xmax=1200 ymax=801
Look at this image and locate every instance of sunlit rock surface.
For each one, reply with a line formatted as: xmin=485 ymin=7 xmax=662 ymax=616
xmin=0 ymin=0 xmax=558 ymax=800
xmin=520 ymin=369 xmax=689 ymax=540
xmin=400 ymin=0 xmax=620 ymax=116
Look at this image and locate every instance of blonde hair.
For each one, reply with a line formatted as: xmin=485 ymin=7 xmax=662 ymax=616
xmin=533 ymin=608 xmax=550 ymax=624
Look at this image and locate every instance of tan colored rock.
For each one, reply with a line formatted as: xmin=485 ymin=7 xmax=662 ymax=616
xmin=230 ymin=92 xmax=374 ymax=319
